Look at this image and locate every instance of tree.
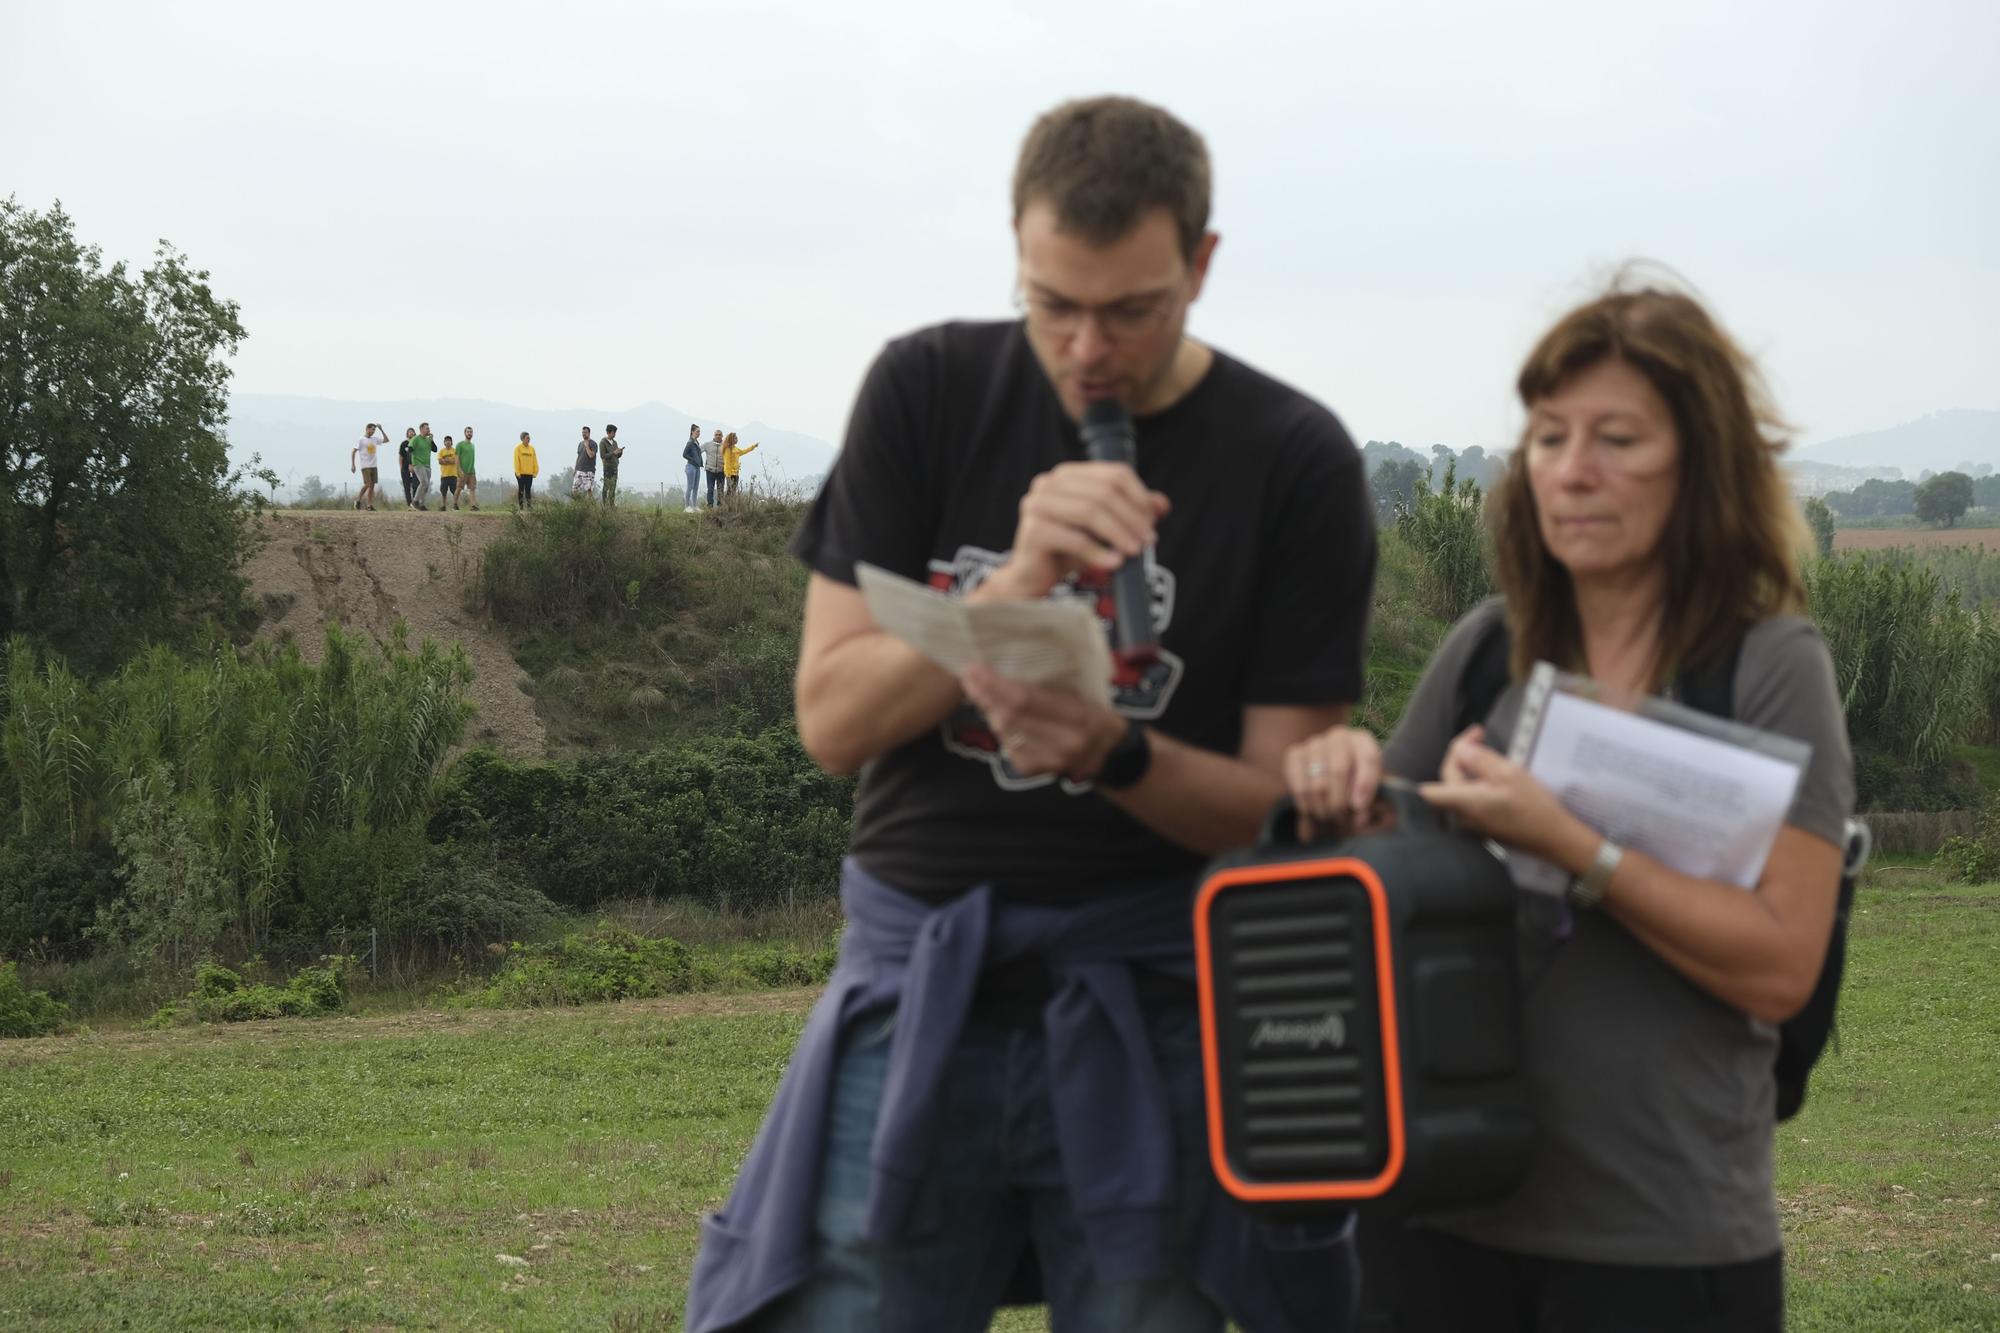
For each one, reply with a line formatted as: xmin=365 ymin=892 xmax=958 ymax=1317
xmin=1802 ymin=496 xmax=1836 ymax=559
xmin=1914 ymin=471 xmax=1975 ymax=528
xmin=1368 ymin=457 xmax=1426 ymax=521
xmin=1977 ymin=473 xmax=2000 ymax=512
xmin=297 ymin=475 xmax=333 ymax=506
xmin=1 ymin=199 xmax=267 ymax=673
xmin=1824 ymin=477 xmax=1916 ymax=519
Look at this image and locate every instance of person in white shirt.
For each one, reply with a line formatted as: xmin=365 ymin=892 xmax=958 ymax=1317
xmin=350 ymin=423 xmax=385 ymax=511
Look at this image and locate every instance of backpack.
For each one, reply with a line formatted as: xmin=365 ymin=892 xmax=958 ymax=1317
xmin=1451 ymin=614 xmax=1863 ymax=1122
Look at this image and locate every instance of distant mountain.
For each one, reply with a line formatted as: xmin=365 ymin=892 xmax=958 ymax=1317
xmin=226 ymin=393 xmax=836 ymax=499
xmin=1798 ymin=409 xmax=2000 ymax=477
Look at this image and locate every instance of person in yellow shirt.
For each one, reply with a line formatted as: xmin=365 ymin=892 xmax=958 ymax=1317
xmin=437 ymin=437 xmax=462 ymax=511
xmin=513 ymin=432 xmax=540 ymax=510
xmin=722 ymin=432 xmax=759 ymax=500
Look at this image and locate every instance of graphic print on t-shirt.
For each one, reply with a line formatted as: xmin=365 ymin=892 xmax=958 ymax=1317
xmin=927 ymin=543 xmax=1183 ymax=793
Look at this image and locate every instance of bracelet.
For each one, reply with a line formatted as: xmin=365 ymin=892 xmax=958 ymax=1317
xmin=1570 ymin=839 xmax=1623 ymax=910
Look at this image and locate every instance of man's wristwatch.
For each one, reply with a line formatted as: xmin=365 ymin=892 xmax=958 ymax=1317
xmin=1094 ymin=718 xmax=1152 ymax=791
xmin=1570 ymin=838 xmax=1623 ymax=910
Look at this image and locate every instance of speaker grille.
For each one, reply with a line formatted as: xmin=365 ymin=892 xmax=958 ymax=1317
xmin=1209 ymin=876 xmax=1388 ymax=1181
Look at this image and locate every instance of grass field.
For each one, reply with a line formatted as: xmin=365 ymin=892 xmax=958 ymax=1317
xmin=1834 ymin=527 xmax=2000 ymax=552
xmin=3 ymin=878 xmax=1997 ymax=1331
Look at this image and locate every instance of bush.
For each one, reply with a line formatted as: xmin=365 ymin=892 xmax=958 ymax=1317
xmin=1936 ymin=790 xmax=2000 ymax=884
xmin=432 ymin=725 xmax=853 ymax=911
xmin=1805 ymin=555 xmax=1996 ymax=766
xmin=145 ymin=955 xmax=357 ymax=1027
xmin=458 ymin=924 xmax=693 ymax=1008
xmin=476 ymin=504 xmax=680 ymax=632
xmin=0 ymin=838 xmax=124 ymax=957
xmin=1394 ymin=461 xmax=1491 ymax=623
xmin=734 ymin=940 xmax=839 ymax=988
xmin=1 ymin=630 xmax=474 ymax=957
xmin=287 ymin=825 xmax=556 ymax=962
xmin=0 ymin=959 xmax=68 ymax=1037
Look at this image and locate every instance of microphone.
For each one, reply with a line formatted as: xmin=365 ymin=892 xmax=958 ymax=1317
xmin=1079 ymin=400 xmax=1159 ymax=668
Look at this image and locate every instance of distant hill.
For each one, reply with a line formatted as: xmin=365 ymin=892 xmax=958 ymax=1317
xmin=227 ymin=393 xmax=836 ymax=499
xmin=1799 ymin=409 xmax=2000 ymax=477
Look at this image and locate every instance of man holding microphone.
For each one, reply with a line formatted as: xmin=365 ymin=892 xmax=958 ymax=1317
xmin=688 ymin=95 xmax=1377 ymax=1333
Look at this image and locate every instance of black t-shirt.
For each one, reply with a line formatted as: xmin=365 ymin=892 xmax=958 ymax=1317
xmin=791 ymin=320 xmax=1376 ymax=903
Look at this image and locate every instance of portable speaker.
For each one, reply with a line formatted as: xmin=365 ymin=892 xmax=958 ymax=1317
xmin=1194 ymin=787 xmax=1535 ymax=1216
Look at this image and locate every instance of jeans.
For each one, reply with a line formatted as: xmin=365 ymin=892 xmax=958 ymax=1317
xmin=413 ymin=464 xmax=432 ymax=507
xmin=750 ymin=1003 xmax=1224 ymax=1333
xmin=685 ymin=462 xmax=701 ymax=507
xmin=516 ymin=475 xmax=534 ymax=507
xmin=706 ymin=469 xmax=724 ymax=506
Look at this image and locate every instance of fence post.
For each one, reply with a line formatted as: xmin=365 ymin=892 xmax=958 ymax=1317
xmin=371 ymin=928 xmax=378 ymax=980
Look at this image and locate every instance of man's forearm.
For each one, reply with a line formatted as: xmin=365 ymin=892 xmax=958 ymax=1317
xmin=796 ymin=632 xmax=962 ymax=774
xmin=1101 ymin=730 xmax=1283 ymax=856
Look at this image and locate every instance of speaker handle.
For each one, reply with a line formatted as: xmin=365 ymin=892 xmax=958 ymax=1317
xmin=1258 ymin=777 xmax=1445 ymax=848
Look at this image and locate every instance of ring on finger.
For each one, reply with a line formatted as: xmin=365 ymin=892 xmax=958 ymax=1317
xmin=1004 ymin=732 xmax=1031 ymax=752
xmin=1305 ymin=761 xmax=1328 ymax=778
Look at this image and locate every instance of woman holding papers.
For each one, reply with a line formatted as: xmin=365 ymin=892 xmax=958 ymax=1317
xmin=1285 ymin=280 xmax=1853 ymax=1332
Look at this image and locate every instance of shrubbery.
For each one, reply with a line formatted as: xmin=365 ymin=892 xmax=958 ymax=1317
xmin=1804 ymin=555 xmax=1999 ymax=766
xmin=432 ymin=725 xmax=852 ymax=912
xmin=1394 ymin=460 xmax=1491 ymax=624
xmin=1937 ymin=790 xmax=2000 ymax=884
xmin=0 ymin=629 xmax=475 ymax=960
xmin=477 ymin=503 xmax=680 ymax=633
xmin=452 ymin=923 xmax=838 ymax=1010
xmin=145 ymin=955 xmax=357 ymax=1028
xmin=0 ymin=960 xmax=68 ymax=1037
xmin=456 ymin=924 xmax=693 ymax=1008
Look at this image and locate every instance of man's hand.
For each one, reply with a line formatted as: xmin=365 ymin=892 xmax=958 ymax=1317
xmin=962 ymin=663 xmax=1125 ymax=782
xmin=976 ymin=461 xmax=1169 ymax=603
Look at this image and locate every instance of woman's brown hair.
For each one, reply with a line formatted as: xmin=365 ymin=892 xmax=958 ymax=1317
xmin=725 ymin=431 xmax=738 ymax=446
xmin=1490 ymin=279 xmax=1807 ymax=685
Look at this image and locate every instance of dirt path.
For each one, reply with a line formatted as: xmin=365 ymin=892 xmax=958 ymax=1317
xmin=243 ymin=510 xmax=545 ymax=756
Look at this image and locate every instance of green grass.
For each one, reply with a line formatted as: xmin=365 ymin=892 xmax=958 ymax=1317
xmin=1776 ymin=879 xmax=2000 ymax=1331
xmin=4 ymin=880 xmax=1995 ymax=1330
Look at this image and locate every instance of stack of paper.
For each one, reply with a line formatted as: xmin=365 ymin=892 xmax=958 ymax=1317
xmin=1505 ymin=662 xmax=1810 ymax=895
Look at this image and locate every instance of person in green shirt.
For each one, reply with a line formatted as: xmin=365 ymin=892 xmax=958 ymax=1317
xmin=409 ymin=422 xmax=437 ymax=510
xmin=458 ymin=426 xmax=480 ymax=511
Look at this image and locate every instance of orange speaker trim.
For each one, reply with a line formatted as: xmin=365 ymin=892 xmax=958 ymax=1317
xmin=1194 ymin=855 xmax=1408 ymax=1203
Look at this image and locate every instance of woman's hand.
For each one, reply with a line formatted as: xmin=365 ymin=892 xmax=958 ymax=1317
xmin=1282 ymin=726 xmax=1383 ymax=840
xmin=1417 ymin=725 xmax=1586 ymax=861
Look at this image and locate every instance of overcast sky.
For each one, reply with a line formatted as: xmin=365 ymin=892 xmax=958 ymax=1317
xmin=4 ymin=0 xmax=1995 ymax=452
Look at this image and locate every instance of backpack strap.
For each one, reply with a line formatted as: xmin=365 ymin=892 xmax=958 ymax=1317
xmin=1452 ymin=612 xmax=1515 ymax=737
xmin=1673 ymin=633 xmax=1746 ymax=721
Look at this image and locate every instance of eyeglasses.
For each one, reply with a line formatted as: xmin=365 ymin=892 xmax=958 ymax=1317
xmin=1013 ymin=286 xmax=1180 ymax=343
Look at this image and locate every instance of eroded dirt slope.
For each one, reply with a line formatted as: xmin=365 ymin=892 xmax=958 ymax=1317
xmin=244 ymin=511 xmax=544 ymax=756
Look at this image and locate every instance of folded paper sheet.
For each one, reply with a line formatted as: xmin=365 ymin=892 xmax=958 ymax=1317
xmin=855 ymin=563 xmax=1114 ymax=703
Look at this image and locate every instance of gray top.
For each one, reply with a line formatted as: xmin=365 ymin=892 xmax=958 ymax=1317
xmin=702 ymin=438 xmax=725 ymax=470
xmin=1382 ymin=597 xmax=1855 ymax=1265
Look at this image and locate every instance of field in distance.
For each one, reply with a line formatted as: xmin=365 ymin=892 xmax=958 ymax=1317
xmin=1834 ymin=527 xmax=2000 ymax=552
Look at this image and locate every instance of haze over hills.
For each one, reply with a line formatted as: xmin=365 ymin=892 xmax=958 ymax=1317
xmin=226 ymin=393 xmax=836 ymax=498
xmin=1796 ymin=409 xmax=2000 ymax=477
